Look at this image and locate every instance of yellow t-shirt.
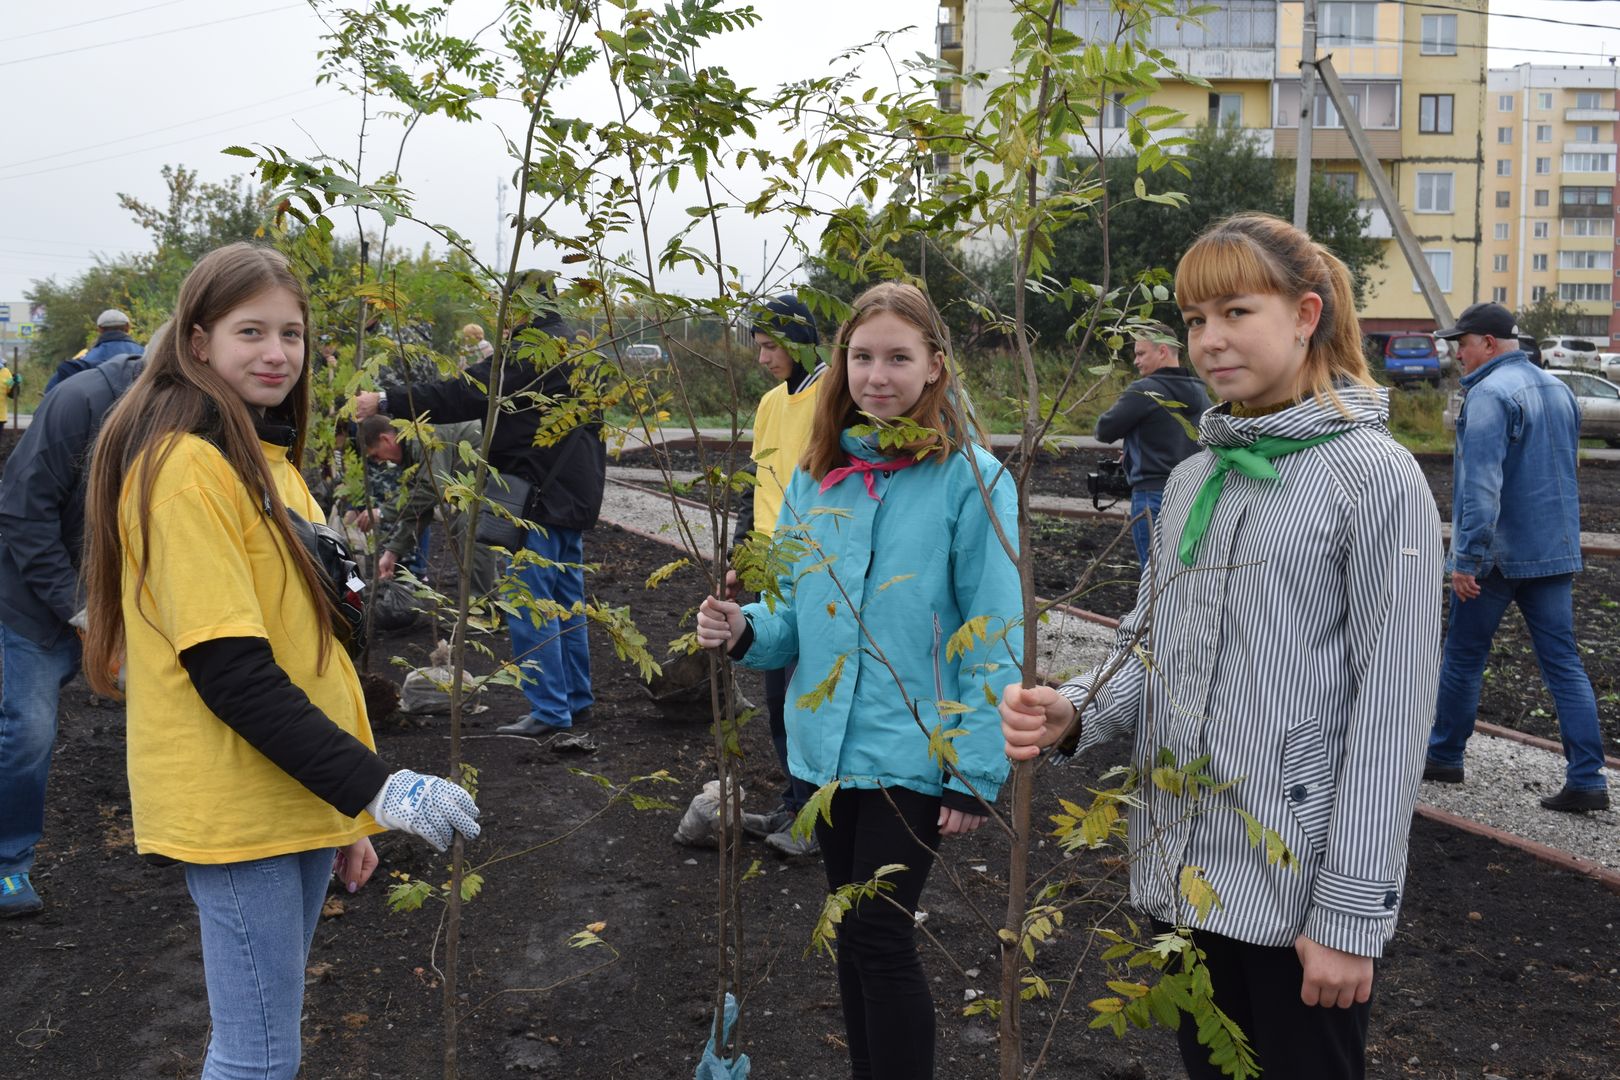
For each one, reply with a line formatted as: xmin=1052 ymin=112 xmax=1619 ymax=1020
xmin=751 ymin=379 xmax=820 ymax=532
xmin=122 ymin=435 xmax=381 ymax=863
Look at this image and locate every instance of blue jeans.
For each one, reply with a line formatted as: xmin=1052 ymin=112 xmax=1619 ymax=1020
xmin=506 ymin=526 xmax=592 ymax=726
xmin=405 ymin=523 xmax=432 ymax=578
xmin=1129 ymin=488 xmax=1163 ymax=567
xmin=0 ymin=624 xmax=82 ymax=877
xmin=185 ymin=848 xmax=334 ymax=1080
xmin=1429 ymin=571 xmax=1607 ymax=791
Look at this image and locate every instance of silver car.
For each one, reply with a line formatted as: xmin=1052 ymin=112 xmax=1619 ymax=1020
xmin=1442 ymin=367 xmax=1620 ymax=446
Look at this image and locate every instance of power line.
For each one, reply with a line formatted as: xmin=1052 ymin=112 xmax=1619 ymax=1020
xmin=1378 ymin=0 xmax=1620 ymax=34
xmin=1 ymin=88 xmax=322 ymax=172
xmin=0 ymin=5 xmax=304 ymax=68
xmin=10 ymin=1 xmax=196 ymax=42
xmin=0 ymin=99 xmax=347 ymax=184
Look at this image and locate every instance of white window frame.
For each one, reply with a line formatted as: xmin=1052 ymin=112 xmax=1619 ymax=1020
xmin=1321 ymin=2 xmax=1378 ymax=45
xmin=1492 ymin=287 xmax=1509 ymax=303
xmin=1560 ymin=281 xmax=1612 ymax=302
xmin=1496 ymin=190 xmax=1511 ymax=208
xmin=1563 ymin=152 xmax=1615 ymax=173
xmin=1559 ymin=249 xmax=1613 ymax=270
xmin=1531 ymin=253 xmax=1548 ymax=272
xmin=1492 ymin=254 xmax=1509 ymax=272
xmin=1420 ymin=14 xmax=1457 ymax=55
xmin=1563 ymin=217 xmax=1614 ymax=237
xmin=1532 ymin=285 xmax=1548 ymax=302
xmin=1494 ymin=223 xmax=1511 ymax=240
xmin=1536 ymin=157 xmax=1552 ymax=175
xmin=1496 ymin=159 xmax=1511 ymax=177
xmin=1536 ymin=124 xmax=1553 ymax=143
xmin=1498 ymin=94 xmax=1514 ymax=112
xmin=1534 ymin=221 xmax=1551 ymax=238
xmin=1538 ymin=92 xmax=1554 ymax=110
xmin=1415 ymin=171 xmax=1454 ymax=213
xmin=1498 ymin=126 xmax=1513 ymax=144
xmin=1413 ymin=249 xmax=1453 ymax=292
xmin=1535 ymin=189 xmax=1551 ymax=208
xmin=1576 ymin=91 xmax=1603 ymax=110
xmin=1575 ymin=124 xmax=1601 ymax=142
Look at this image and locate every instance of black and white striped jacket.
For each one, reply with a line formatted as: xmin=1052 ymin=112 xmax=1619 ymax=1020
xmin=1059 ymin=386 xmax=1443 ymax=958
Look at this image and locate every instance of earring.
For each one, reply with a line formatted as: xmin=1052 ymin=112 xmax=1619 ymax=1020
xmin=1295 ymin=334 xmax=1307 ymax=348
xmin=926 ymin=376 xmax=938 ymax=385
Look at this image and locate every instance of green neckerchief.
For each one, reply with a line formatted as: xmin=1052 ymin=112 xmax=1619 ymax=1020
xmin=1178 ymin=432 xmax=1345 ymax=566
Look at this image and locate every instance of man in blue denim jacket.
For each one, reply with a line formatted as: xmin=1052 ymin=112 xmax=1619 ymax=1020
xmin=1424 ymin=302 xmax=1609 ymax=812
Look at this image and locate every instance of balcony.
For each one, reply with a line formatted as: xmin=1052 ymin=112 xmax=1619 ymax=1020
xmin=1560 ymin=202 xmax=1613 ymax=219
xmin=1158 ymin=47 xmax=1273 ymax=81
xmin=937 ymin=21 xmax=962 ymax=53
xmin=1565 ymin=142 xmax=1618 ymax=156
xmin=1566 ymin=108 xmax=1620 ymax=122
xmin=1360 ymin=202 xmax=1393 ymax=239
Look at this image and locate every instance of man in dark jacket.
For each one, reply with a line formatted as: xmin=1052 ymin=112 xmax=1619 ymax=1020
xmin=43 ymin=310 xmax=145 ymax=396
xmin=353 ymin=291 xmax=605 ymax=735
xmin=1095 ymin=325 xmax=1212 ymax=565
xmin=0 ymin=352 xmax=146 ymax=916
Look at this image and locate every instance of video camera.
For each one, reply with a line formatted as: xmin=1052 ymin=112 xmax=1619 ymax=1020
xmin=1086 ymin=457 xmax=1132 ymax=510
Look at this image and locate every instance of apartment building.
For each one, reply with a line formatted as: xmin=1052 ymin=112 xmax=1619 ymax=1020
xmin=1483 ymin=65 xmax=1620 ymax=346
xmin=935 ymin=0 xmax=1488 ymax=333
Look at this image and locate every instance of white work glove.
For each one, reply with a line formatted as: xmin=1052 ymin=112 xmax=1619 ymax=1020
xmin=366 ymin=770 xmax=481 ymax=853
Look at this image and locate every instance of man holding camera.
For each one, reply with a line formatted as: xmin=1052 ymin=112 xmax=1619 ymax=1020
xmin=1095 ymin=324 xmax=1211 ymax=566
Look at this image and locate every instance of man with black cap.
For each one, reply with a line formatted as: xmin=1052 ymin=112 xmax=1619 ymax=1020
xmin=733 ymin=293 xmax=824 ymax=857
xmin=43 ymin=310 xmax=144 ymax=396
xmin=1423 ymin=302 xmax=1609 ymax=812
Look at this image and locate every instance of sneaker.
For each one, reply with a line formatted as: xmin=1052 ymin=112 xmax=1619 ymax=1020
xmin=497 ymin=715 xmax=570 ymax=737
xmin=765 ymin=827 xmax=820 ymax=858
xmin=1422 ymin=760 xmax=1464 ymax=784
xmin=0 ymin=873 xmax=43 ymax=918
xmin=1539 ymin=785 xmax=1610 ymax=813
xmin=742 ymin=807 xmax=794 ymax=840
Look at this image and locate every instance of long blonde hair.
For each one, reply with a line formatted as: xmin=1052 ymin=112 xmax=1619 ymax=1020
xmin=82 ymin=243 xmax=336 ymax=695
xmin=803 ymin=282 xmax=986 ymax=480
xmin=1174 ymin=213 xmax=1374 ymax=408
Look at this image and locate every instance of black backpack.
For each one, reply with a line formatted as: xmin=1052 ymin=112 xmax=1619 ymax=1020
xmin=285 ymin=507 xmax=367 ymax=659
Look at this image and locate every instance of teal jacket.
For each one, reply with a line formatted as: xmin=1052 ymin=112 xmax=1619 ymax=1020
xmin=740 ymin=430 xmax=1021 ymax=804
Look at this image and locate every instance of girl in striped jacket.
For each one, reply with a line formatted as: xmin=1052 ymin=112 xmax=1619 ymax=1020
xmin=1002 ymin=213 xmax=1443 ymax=1080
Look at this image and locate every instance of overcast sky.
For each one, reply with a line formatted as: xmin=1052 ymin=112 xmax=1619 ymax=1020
xmin=2 ymin=0 xmax=1618 ymax=306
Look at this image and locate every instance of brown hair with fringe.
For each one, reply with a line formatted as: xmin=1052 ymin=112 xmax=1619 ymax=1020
xmin=1174 ymin=212 xmax=1374 ymax=409
xmin=802 ymin=282 xmax=986 ymax=481
xmin=82 ymin=243 xmax=337 ymax=696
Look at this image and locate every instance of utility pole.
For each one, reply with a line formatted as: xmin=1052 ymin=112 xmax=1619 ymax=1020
xmin=494 ymin=177 xmax=509 ymax=272
xmin=1315 ymin=55 xmax=1454 ymax=327
xmin=1293 ymin=0 xmax=1319 ymax=229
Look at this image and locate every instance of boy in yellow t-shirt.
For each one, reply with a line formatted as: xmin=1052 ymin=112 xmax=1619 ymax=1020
xmin=735 ymin=294 xmax=823 ymax=857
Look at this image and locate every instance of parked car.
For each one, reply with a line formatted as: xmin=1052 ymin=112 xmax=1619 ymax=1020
xmin=1381 ymin=332 xmax=1442 ymax=387
xmin=1517 ymin=335 xmax=1545 ymax=368
xmin=1598 ymin=352 xmax=1620 ymax=382
xmin=623 ymin=343 xmax=667 ymax=367
xmin=1538 ymin=336 xmax=1601 ymax=371
xmin=1442 ymin=367 xmax=1620 ymax=446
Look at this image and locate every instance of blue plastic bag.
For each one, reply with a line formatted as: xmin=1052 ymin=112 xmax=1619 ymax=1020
xmin=693 ymin=992 xmax=752 ymax=1079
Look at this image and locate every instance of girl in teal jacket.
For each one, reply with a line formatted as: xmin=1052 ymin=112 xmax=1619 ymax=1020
xmin=697 ymin=282 xmax=1021 ymax=1080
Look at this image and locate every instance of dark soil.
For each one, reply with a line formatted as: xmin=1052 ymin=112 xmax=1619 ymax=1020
xmin=6 ymin=521 xmax=1620 ymax=1080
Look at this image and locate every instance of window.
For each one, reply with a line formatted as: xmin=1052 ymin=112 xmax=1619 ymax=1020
xmin=1274 ymin=80 xmax=1397 ymax=129
xmin=1562 ymin=185 xmax=1615 ymax=206
xmin=1320 ymin=2 xmax=1377 ymax=45
xmin=1538 ymin=92 xmax=1554 ymax=110
xmin=1209 ymin=92 xmax=1243 ymax=128
xmin=1576 ymin=91 xmax=1603 ymax=110
xmin=1536 ymin=189 xmax=1551 ymax=207
xmin=1564 ymin=217 xmax=1614 ymax=236
xmin=1532 ymin=253 xmax=1548 ymax=272
xmin=1107 ymin=93 xmax=1134 ymax=128
xmin=1322 ymin=171 xmax=1357 ymax=197
xmin=1532 ymin=285 xmax=1548 ymax=301
xmin=1492 ymin=287 xmax=1509 ymax=303
xmin=1536 ymin=124 xmax=1553 ymax=143
xmin=1560 ymin=281 xmax=1612 ymax=301
xmin=1560 ymin=249 xmax=1613 ymax=269
xmin=1575 ymin=124 xmax=1602 ymax=142
xmin=1419 ymin=94 xmax=1453 ymax=134
xmin=1499 ymin=94 xmax=1514 ymax=112
xmin=1494 ymin=223 xmax=1511 ymax=240
xmin=1080 ymin=0 xmax=1277 ymax=49
xmin=1572 ymin=315 xmax=1613 ymax=338
xmin=1536 ymin=157 xmax=1552 ymax=175
xmin=1420 ymin=13 xmax=1457 ymax=55
xmin=1413 ymin=250 xmax=1453 ymax=292
xmin=1498 ymin=127 xmax=1513 ymax=144
xmin=1534 ymin=221 xmax=1551 ymax=238
xmin=1564 ymin=152 xmax=1615 ymax=172
xmin=1492 ymin=254 xmax=1509 ymax=272
xmin=1496 ymin=159 xmax=1512 ymax=177
xmin=1416 ymin=171 xmax=1454 ymax=213
xmin=1496 ymin=190 xmax=1511 ymax=208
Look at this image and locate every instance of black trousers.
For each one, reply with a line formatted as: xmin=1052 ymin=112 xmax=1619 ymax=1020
xmin=1162 ymin=923 xmax=1372 ymax=1080
xmin=816 ymin=785 xmax=941 ymax=1080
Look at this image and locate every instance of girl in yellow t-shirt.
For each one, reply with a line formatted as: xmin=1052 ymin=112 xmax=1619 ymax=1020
xmin=81 ymin=243 xmax=480 ymax=1080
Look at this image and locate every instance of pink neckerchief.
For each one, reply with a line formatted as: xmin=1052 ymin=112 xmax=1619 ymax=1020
xmin=818 ymin=453 xmax=918 ymax=500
